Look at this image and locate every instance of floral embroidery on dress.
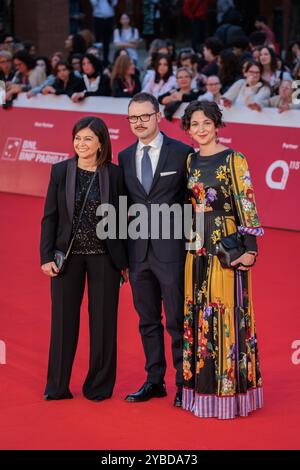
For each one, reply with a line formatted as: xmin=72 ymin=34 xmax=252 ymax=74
xmin=183 ymin=150 xmax=264 ymax=419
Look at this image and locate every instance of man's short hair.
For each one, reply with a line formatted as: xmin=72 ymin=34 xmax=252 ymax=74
xmin=204 ymin=37 xmax=223 ymax=56
xmin=128 ymin=92 xmax=160 ymax=113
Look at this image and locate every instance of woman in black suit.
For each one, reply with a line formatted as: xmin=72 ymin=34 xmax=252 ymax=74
xmin=40 ymin=116 xmax=128 ymax=402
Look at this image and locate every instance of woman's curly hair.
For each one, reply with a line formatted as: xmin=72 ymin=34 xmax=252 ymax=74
xmin=181 ymin=100 xmax=225 ymax=131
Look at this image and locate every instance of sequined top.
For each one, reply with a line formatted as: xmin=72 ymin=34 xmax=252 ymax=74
xmin=71 ymin=168 xmax=107 ymax=255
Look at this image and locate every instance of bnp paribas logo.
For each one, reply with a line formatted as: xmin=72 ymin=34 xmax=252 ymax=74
xmin=0 ymin=80 xmax=5 ymax=105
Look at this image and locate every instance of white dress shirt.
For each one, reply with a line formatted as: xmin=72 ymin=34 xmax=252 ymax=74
xmin=136 ymin=132 xmax=164 ymax=184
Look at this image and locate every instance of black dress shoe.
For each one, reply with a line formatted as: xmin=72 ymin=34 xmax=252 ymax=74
xmin=125 ymin=382 xmax=167 ymax=402
xmin=44 ymin=392 xmax=73 ymax=401
xmin=173 ymin=386 xmax=183 ymax=407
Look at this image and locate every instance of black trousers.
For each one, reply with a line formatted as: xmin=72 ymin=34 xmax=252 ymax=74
xmin=191 ymin=18 xmax=207 ymax=51
xmin=93 ymin=17 xmax=114 ymax=65
xmin=45 ymin=254 xmax=120 ymax=399
xmin=129 ymin=244 xmax=184 ymax=386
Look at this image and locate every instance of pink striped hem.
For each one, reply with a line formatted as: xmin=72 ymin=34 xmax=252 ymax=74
xmin=182 ymin=387 xmax=263 ymax=420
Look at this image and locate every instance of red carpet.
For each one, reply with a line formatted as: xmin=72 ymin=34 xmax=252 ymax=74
xmin=0 ymin=192 xmax=299 ymax=450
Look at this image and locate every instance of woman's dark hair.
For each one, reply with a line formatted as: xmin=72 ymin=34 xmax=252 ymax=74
xmin=244 ymin=59 xmax=263 ymax=75
xmin=219 ymin=49 xmax=239 ymax=85
xmin=259 ymin=46 xmax=277 ymax=73
xmin=13 ymin=50 xmax=35 ymax=70
xmin=35 ymin=55 xmax=52 ymax=76
xmin=154 ymin=53 xmax=173 ymax=83
xmin=23 ymin=40 xmax=35 ymax=55
xmin=166 ymin=38 xmax=177 ymax=63
xmin=54 ymin=60 xmax=72 ymax=76
xmin=117 ymin=12 xmax=135 ymax=38
xmin=81 ymin=53 xmax=102 ymax=77
xmin=71 ymin=33 xmax=87 ymax=54
xmin=181 ymin=100 xmax=225 ymax=131
xmin=128 ymin=92 xmax=159 ymax=113
xmin=72 ymin=116 xmax=112 ymax=166
xmin=286 ymin=40 xmax=300 ymax=69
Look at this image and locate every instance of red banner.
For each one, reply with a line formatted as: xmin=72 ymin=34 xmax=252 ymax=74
xmin=0 ymin=96 xmax=299 ymax=230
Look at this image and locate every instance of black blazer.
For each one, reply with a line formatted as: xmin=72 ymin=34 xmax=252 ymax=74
xmin=118 ymin=134 xmax=193 ymax=264
xmin=53 ymin=73 xmax=85 ymax=97
xmin=83 ymin=73 xmax=111 ymax=97
xmin=40 ymin=157 xmax=128 ymax=271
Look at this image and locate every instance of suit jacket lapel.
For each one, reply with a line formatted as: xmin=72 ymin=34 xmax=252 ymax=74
xmin=98 ymin=163 xmax=109 ymax=204
xmin=149 ymin=135 xmax=170 ymax=194
xmin=65 ymin=156 xmax=77 ymax=223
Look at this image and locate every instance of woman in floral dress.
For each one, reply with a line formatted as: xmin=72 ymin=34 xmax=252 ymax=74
xmin=181 ymin=100 xmax=264 ymax=419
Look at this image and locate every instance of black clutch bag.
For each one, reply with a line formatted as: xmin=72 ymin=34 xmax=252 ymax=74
xmin=215 ymin=232 xmax=245 ymax=269
xmin=53 ymin=250 xmax=67 ymax=273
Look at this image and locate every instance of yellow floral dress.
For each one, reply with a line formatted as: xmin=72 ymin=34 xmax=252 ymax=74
xmin=183 ymin=148 xmax=264 ymax=419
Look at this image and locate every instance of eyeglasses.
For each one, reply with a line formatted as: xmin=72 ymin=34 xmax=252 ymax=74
xmin=0 ymin=60 xmax=12 ymax=64
xmin=126 ymin=112 xmax=157 ymax=124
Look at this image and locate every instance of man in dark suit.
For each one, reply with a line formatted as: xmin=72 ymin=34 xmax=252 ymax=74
xmin=118 ymin=92 xmax=193 ymax=407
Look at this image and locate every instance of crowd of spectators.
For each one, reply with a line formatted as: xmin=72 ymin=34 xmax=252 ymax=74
xmin=1 ymin=0 xmax=300 ymax=117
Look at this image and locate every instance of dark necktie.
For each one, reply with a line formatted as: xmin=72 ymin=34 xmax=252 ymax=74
xmin=141 ymin=145 xmax=153 ymax=194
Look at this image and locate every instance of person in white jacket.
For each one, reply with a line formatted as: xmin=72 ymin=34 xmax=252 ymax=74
xmin=222 ymin=60 xmax=270 ymax=111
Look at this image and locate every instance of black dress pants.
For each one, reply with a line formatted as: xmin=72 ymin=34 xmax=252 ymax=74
xmin=191 ymin=18 xmax=206 ymax=51
xmin=93 ymin=17 xmax=114 ymax=65
xmin=129 ymin=244 xmax=184 ymax=386
xmin=45 ymin=254 xmax=120 ymax=399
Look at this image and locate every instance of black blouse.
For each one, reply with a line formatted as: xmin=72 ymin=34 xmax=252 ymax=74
xmin=71 ymin=168 xmax=107 ymax=255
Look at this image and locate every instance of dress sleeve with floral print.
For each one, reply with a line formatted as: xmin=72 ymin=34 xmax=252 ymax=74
xmin=228 ymin=152 xmax=264 ymax=237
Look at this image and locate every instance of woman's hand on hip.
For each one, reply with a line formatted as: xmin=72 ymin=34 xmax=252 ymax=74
xmin=41 ymin=262 xmax=60 ymax=277
xmin=231 ymin=252 xmax=256 ymax=271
